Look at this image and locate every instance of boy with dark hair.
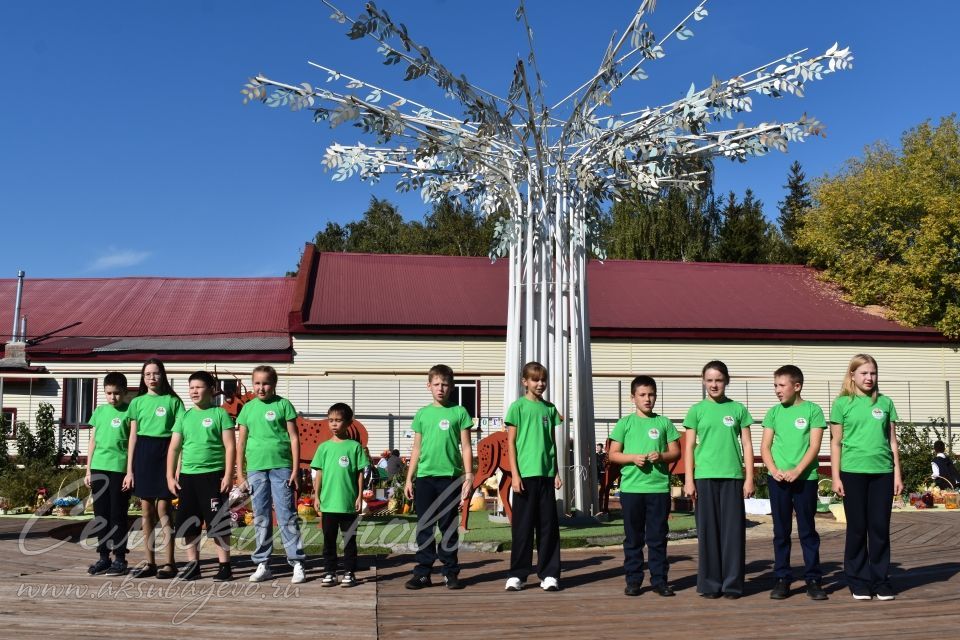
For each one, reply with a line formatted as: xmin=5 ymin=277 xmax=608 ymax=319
xmin=311 ymin=402 xmax=366 ymax=588
xmin=85 ymin=372 xmax=133 ymax=576
xmin=932 ymin=440 xmax=959 ymax=490
xmin=608 ymin=375 xmax=681 ymax=597
xmin=761 ymin=364 xmax=828 ymax=600
xmin=403 ymin=364 xmax=474 ymax=590
xmin=166 ymin=371 xmax=236 ymax=581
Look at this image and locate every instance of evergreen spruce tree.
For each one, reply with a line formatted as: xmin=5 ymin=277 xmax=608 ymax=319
xmin=777 ymin=160 xmax=813 ymax=263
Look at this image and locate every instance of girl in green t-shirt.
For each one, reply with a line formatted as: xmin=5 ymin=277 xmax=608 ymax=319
xmin=829 ymin=353 xmax=902 ymax=601
xmin=683 ymin=360 xmax=754 ymax=599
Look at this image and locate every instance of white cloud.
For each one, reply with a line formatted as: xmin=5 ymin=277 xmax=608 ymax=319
xmin=87 ymin=247 xmax=152 ymax=272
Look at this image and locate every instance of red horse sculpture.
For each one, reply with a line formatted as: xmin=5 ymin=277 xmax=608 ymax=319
xmin=460 ymin=430 xmax=514 ymax=531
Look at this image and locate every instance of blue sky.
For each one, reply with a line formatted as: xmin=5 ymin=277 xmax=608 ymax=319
xmin=3 ymin=1 xmax=959 ymax=278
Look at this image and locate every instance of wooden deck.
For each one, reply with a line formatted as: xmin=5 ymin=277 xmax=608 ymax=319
xmin=1 ymin=511 xmax=958 ymax=638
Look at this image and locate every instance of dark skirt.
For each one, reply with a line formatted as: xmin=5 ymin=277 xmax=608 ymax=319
xmin=133 ymin=435 xmax=175 ymax=500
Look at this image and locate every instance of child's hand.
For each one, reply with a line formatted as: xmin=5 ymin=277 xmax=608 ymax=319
xmin=287 ymin=471 xmax=299 ymax=491
xmin=684 ymin=479 xmax=696 ymax=500
xmin=83 ymin=470 xmax=92 ymax=488
xmin=235 ymin=474 xmax=248 ymax=491
xmin=220 ymin=476 xmax=231 ymax=493
xmin=355 ymin=496 xmax=363 ymax=513
xmin=633 ymin=454 xmax=647 ymax=466
xmin=743 ymin=478 xmax=755 ymax=499
xmin=461 ymin=473 xmax=474 ymax=502
xmin=781 ymin=468 xmax=798 ymax=483
xmin=893 ymin=472 xmax=904 ymax=497
xmin=167 ymin=476 xmax=180 ymax=496
xmin=404 ymin=479 xmax=415 ymax=501
xmin=122 ymin=473 xmax=134 ymax=492
xmin=770 ymin=468 xmax=783 ymax=482
xmin=554 ymin=474 xmax=562 ymax=490
xmin=647 ymin=451 xmax=661 ymax=464
xmin=832 ymin=475 xmax=845 ymax=497
xmin=512 ymin=475 xmax=524 ymax=495
xmin=314 ymin=496 xmax=321 ymax=513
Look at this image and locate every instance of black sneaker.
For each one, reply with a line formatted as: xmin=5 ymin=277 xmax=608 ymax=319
xmin=875 ymin=583 xmax=896 ymax=601
xmin=851 ymin=588 xmax=872 ymax=601
xmin=88 ymin=558 xmax=111 ymax=575
xmin=770 ymin=578 xmax=791 ymax=600
xmin=806 ymin=580 xmax=828 ymax=600
xmin=443 ymin=574 xmax=464 ymax=590
xmin=650 ymin=583 xmax=675 ymax=597
xmin=722 ymin=593 xmax=741 ymax=600
xmin=700 ymin=592 xmax=722 ymax=599
xmin=104 ymin=559 xmax=129 ymax=576
xmin=213 ymin=564 xmax=233 ymax=582
xmin=176 ymin=561 xmax=201 ymax=581
xmin=624 ymin=582 xmax=642 ymax=597
xmin=405 ymin=575 xmax=432 ymax=590
xmin=130 ymin=562 xmax=157 ymax=579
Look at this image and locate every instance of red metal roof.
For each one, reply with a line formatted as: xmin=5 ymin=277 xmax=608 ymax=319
xmin=0 ymin=277 xmax=296 ymax=359
xmin=296 ymin=249 xmax=942 ymax=342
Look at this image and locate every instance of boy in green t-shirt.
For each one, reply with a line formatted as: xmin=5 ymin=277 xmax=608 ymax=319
xmin=166 ymin=371 xmax=236 ymax=582
xmin=403 ymin=364 xmax=474 ymax=591
xmin=505 ymin=361 xmax=562 ymax=592
xmin=311 ymin=403 xmax=366 ymax=588
xmin=608 ymin=375 xmax=680 ymax=597
xmin=235 ymin=365 xmax=306 ymax=585
xmin=84 ymin=372 xmax=133 ymax=576
xmin=761 ymin=365 xmax=828 ymax=601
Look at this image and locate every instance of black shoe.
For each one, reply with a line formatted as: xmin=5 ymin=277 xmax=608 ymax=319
xmin=405 ymin=575 xmax=432 ymax=590
xmin=650 ymin=583 xmax=675 ymax=597
xmin=875 ymin=583 xmax=896 ymax=601
xmin=806 ymin=580 xmax=828 ymax=600
xmin=88 ymin=558 xmax=111 ymax=575
xmin=700 ymin=592 xmax=722 ymax=599
xmin=130 ymin=562 xmax=157 ymax=579
xmin=851 ymin=588 xmax=872 ymax=601
xmin=770 ymin=578 xmax=791 ymax=600
xmin=176 ymin=562 xmax=200 ymax=581
xmin=213 ymin=564 xmax=233 ymax=582
xmin=722 ymin=593 xmax=741 ymax=600
xmin=104 ymin=559 xmax=129 ymax=576
xmin=624 ymin=582 xmax=642 ymax=597
xmin=443 ymin=574 xmax=464 ymax=590
xmin=156 ymin=563 xmax=178 ymax=580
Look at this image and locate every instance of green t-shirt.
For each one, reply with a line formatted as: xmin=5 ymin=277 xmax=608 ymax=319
xmin=129 ymin=393 xmax=185 ymax=438
xmin=505 ymin=396 xmax=562 ymax=478
xmin=762 ymin=401 xmax=826 ymax=481
xmin=172 ymin=406 xmax=234 ymax=475
xmin=310 ymin=438 xmax=366 ymax=514
xmin=411 ymin=403 xmax=473 ymax=478
xmin=829 ymin=394 xmax=899 ymax=474
xmin=89 ymin=403 xmax=130 ymax=473
xmin=609 ymin=413 xmax=680 ymax=493
xmin=237 ymin=396 xmax=298 ymax=472
xmin=683 ymin=398 xmax=753 ymax=480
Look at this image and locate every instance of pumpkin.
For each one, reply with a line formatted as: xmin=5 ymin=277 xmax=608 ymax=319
xmin=297 ymin=504 xmax=318 ymax=521
xmin=402 ymin=503 xmax=412 ymax=514
xmin=244 ymin=512 xmax=255 ymax=526
xmin=469 ymin=492 xmax=486 ymax=512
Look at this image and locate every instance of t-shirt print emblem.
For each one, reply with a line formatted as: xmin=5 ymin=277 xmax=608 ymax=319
xmin=155 ymin=406 xmax=167 ymax=417
xmin=648 ymin=428 xmax=660 ymax=439
xmin=872 ymin=408 xmax=885 ymax=420
xmin=722 ymin=415 xmax=736 ymax=427
xmin=439 ymin=419 xmax=451 ymax=431
xmin=794 ymin=417 xmax=808 ymax=429
xmin=265 ymin=410 xmax=277 ymax=421
xmin=111 ymin=418 xmax=122 ymax=428
xmin=339 ymin=455 xmax=350 ymax=467
xmin=202 ymin=417 xmax=214 ymax=428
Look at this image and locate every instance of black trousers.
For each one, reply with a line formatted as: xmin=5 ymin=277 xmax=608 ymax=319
xmin=509 ymin=476 xmax=561 ymax=581
xmin=322 ymin=512 xmax=358 ymax=573
xmin=620 ymin=492 xmax=670 ymax=586
xmin=840 ymin=471 xmax=893 ymax=591
xmin=695 ymin=478 xmax=745 ymax=595
xmin=769 ymin=478 xmax=821 ymax=581
xmin=90 ymin=471 xmax=131 ymax=558
xmin=413 ymin=476 xmax=461 ymax=577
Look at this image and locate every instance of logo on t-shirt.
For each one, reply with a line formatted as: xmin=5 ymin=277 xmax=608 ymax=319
xmin=872 ymin=408 xmax=885 ymax=420
xmin=265 ymin=410 xmax=277 ymax=422
xmin=201 ymin=417 xmax=214 ymax=428
xmin=338 ymin=455 xmax=350 ymax=468
xmin=155 ymin=406 xmax=167 ymax=417
xmin=648 ymin=428 xmax=660 ymax=440
xmin=794 ymin=417 xmax=808 ymax=430
xmin=110 ymin=418 xmax=122 ymax=428
xmin=722 ymin=415 xmax=736 ymax=427
xmin=542 ymin=416 xmax=551 ymax=428
xmin=439 ymin=419 xmax=451 ymax=431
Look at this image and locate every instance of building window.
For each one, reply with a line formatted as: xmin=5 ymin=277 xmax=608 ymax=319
xmin=454 ymin=380 xmax=479 ymax=419
xmin=217 ymin=379 xmax=239 ymax=406
xmin=1 ymin=408 xmax=15 ymax=439
xmin=64 ymin=378 xmax=96 ymax=425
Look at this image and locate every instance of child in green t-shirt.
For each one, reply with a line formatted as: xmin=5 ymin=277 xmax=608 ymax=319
xmin=760 ymin=365 xmax=827 ymax=601
xmin=166 ymin=371 xmax=236 ymax=582
xmin=505 ymin=361 xmax=562 ymax=592
xmin=235 ymin=365 xmax=306 ymax=585
xmin=829 ymin=353 xmax=902 ymax=601
xmin=608 ymin=375 xmax=680 ymax=597
xmin=311 ymin=402 xmax=366 ymax=588
xmin=403 ymin=364 xmax=474 ymax=591
xmin=84 ymin=372 xmax=133 ymax=577
xmin=683 ymin=360 xmax=754 ymax=599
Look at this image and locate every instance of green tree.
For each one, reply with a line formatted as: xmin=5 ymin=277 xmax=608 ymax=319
xmin=423 ymin=200 xmax=495 ymax=256
xmin=606 ymin=186 xmax=717 ymax=262
xmin=715 ymin=190 xmax=782 ymax=263
xmin=777 ymin=161 xmax=813 ymax=264
xmin=313 ymin=222 xmax=349 ymax=252
xmin=797 ymin=116 xmax=960 ymax=338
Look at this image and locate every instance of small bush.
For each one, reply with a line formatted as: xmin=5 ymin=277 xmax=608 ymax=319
xmin=0 ymin=462 xmax=88 ymax=509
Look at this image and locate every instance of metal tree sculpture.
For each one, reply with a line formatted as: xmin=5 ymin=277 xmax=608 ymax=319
xmin=243 ymin=0 xmax=852 ymax=513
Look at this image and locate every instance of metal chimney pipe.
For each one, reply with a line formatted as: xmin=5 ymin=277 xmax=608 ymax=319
xmin=11 ymin=270 xmax=25 ymax=342
xmin=20 ymin=316 xmax=27 ymax=344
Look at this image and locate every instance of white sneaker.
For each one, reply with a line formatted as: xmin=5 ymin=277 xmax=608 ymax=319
xmin=540 ymin=576 xmax=560 ymax=591
xmin=504 ymin=577 xmax=523 ymax=591
xmin=341 ymin=572 xmax=357 ymax=587
xmin=291 ymin=562 xmax=306 ymax=584
xmin=249 ymin=562 xmax=273 ymax=583
xmin=321 ymin=572 xmax=338 ymax=587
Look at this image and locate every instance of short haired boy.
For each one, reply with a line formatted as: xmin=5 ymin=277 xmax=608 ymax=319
xmin=166 ymin=371 xmax=236 ymax=581
xmin=607 ymin=376 xmax=681 ymax=597
xmin=505 ymin=361 xmax=563 ymax=592
xmin=84 ymin=372 xmax=134 ymax=576
xmin=403 ymin=364 xmax=474 ymax=591
xmin=932 ymin=440 xmax=960 ymax=490
xmin=311 ymin=403 xmax=366 ymax=588
xmin=235 ymin=365 xmax=307 ymax=584
xmin=760 ymin=365 xmax=828 ymax=601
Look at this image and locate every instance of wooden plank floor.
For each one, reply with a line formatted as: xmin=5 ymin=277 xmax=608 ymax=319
xmin=1 ymin=512 xmax=958 ymax=638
